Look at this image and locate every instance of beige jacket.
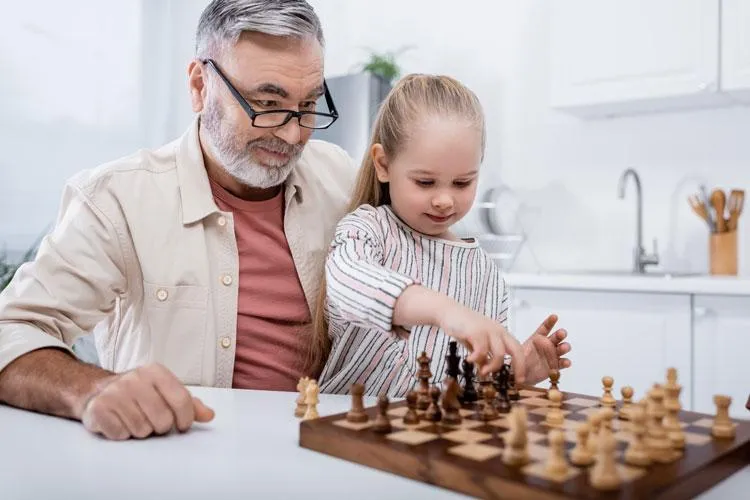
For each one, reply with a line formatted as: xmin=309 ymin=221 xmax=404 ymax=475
xmin=0 ymin=119 xmax=356 ymax=387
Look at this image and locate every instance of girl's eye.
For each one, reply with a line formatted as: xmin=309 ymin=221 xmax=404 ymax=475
xmin=454 ymin=180 xmax=473 ymax=188
xmin=415 ymin=180 xmax=434 ymax=187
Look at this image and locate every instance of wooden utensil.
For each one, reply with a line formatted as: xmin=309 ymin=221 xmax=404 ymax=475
xmin=727 ymin=189 xmax=744 ymax=232
xmin=688 ymin=194 xmax=712 ymax=230
xmin=711 ymin=189 xmax=727 ymax=232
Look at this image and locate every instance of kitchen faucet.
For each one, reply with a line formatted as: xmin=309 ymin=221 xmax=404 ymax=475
xmin=617 ymin=168 xmax=659 ymax=273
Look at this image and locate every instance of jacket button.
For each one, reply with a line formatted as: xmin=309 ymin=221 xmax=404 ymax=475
xmin=156 ymin=288 xmax=168 ymax=301
xmin=221 ymin=274 xmax=233 ymax=286
xmin=220 ymin=337 xmax=231 ymax=349
xmin=217 ymin=216 xmax=227 ymax=227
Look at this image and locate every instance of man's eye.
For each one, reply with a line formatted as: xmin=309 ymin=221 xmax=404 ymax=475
xmin=415 ymin=180 xmax=434 ymax=187
xmin=300 ymin=101 xmax=317 ymax=110
xmin=254 ymin=100 xmax=278 ymax=108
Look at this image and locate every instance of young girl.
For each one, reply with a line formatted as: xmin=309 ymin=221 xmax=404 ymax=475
xmin=311 ymin=74 xmax=570 ymax=397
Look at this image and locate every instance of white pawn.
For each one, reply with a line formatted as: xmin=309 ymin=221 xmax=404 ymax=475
xmin=569 ymin=422 xmax=594 ymax=467
xmin=589 ymin=426 xmax=621 ymax=491
xmin=544 ymin=429 xmax=570 ymax=479
xmin=600 ymin=376 xmax=616 ymax=407
xmin=502 ymin=406 xmax=530 ymax=466
xmin=545 ymin=389 xmax=565 ymax=428
xmin=295 ymin=376 xmax=310 ymax=418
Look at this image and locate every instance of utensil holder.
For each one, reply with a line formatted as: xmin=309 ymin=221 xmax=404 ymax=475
xmin=710 ymin=231 xmax=738 ymax=276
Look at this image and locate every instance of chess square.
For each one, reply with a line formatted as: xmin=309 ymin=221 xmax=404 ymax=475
xmin=519 ymin=389 xmax=544 ymax=398
xmin=390 ymin=418 xmax=433 ymax=430
xmin=486 ymin=417 xmax=510 ymax=429
xmin=498 ymin=429 xmax=546 ymax=444
xmin=387 ymin=407 xmax=410 ymax=417
xmin=529 ymin=407 xmax=572 ymax=418
xmin=613 ymin=431 xmax=631 ymax=443
xmin=459 ymin=408 xmax=476 ymax=417
xmin=386 ymin=430 xmax=438 ymax=445
xmin=527 ymin=443 xmax=553 ymax=462
xmin=564 ymin=398 xmax=599 ymax=408
xmin=522 ymin=461 xmax=581 ymax=483
xmin=576 ymin=407 xmax=603 ymax=417
xmin=332 ymin=419 xmax=372 ymax=431
xmin=448 ymin=443 xmax=503 ymax=461
xmin=690 ymin=418 xmax=738 ymax=430
xmin=683 ymin=431 xmax=712 ymax=446
xmin=442 ymin=428 xmax=493 ymax=444
xmin=441 ymin=418 xmax=484 ymax=430
xmin=519 ymin=397 xmax=552 ymax=407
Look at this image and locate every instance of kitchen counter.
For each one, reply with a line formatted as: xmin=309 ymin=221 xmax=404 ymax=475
xmin=505 ymin=272 xmax=750 ymax=296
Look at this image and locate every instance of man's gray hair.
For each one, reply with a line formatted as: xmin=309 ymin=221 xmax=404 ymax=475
xmin=195 ymin=0 xmax=324 ymax=59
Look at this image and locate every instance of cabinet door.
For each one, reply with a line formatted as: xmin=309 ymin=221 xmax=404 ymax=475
xmin=721 ymin=0 xmax=750 ymax=102
xmin=549 ymin=0 xmax=725 ymax=117
xmin=509 ymin=288 xmax=692 ymax=409
xmin=693 ymin=295 xmax=750 ymax=419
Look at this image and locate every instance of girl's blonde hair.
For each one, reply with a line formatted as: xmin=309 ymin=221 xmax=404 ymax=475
xmin=305 ymin=73 xmax=486 ymax=377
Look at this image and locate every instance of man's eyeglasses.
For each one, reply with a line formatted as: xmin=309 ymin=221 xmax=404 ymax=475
xmin=201 ymin=59 xmax=338 ymax=130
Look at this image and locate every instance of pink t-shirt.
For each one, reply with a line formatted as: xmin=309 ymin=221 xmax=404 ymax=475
xmin=210 ymin=180 xmax=310 ymax=391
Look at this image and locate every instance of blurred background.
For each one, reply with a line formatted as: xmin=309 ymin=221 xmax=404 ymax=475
xmin=1 ymin=0 xmax=748 ymax=416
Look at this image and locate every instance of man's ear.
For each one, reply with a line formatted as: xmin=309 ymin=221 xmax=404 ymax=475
xmin=372 ymin=144 xmax=390 ymax=183
xmin=188 ymin=59 xmax=208 ymax=113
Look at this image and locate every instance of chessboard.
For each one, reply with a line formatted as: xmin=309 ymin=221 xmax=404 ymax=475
xmin=299 ymin=382 xmax=750 ymax=499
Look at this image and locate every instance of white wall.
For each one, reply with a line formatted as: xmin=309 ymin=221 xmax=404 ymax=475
xmin=4 ymin=0 xmax=748 ymax=277
xmin=306 ymin=0 xmax=750 ymax=276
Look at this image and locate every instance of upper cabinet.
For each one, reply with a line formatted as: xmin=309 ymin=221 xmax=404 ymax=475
xmin=548 ymin=0 xmax=748 ymax=117
xmin=721 ymin=0 xmax=750 ymax=103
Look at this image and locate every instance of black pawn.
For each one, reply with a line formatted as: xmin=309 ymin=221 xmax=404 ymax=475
xmin=508 ymin=361 xmax=519 ymax=401
xmin=425 ymin=386 xmax=442 ymax=422
xmin=460 ymin=359 xmax=478 ymax=403
xmin=494 ymin=365 xmax=511 ymax=414
xmin=445 ymin=341 xmax=461 ymax=380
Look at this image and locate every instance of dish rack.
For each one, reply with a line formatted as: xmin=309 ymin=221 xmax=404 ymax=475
xmin=477 ymin=185 xmax=526 ymax=271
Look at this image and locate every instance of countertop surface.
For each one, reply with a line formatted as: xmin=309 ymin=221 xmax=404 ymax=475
xmin=505 ymin=271 xmax=750 ymax=296
xmin=1 ymin=387 xmax=748 ymax=499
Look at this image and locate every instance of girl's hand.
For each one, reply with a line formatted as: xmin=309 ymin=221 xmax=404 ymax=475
xmin=438 ymin=303 xmax=526 ymax=379
xmin=521 ymin=314 xmax=572 ymax=384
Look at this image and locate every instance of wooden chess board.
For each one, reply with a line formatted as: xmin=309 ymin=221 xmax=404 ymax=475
xmin=299 ymin=386 xmax=750 ymax=499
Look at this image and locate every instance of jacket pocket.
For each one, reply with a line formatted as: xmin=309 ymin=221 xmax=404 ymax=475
xmin=142 ymin=282 xmax=209 ymax=385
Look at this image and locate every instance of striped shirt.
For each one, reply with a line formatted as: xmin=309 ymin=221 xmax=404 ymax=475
xmin=319 ymin=204 xmax=509 ymax=397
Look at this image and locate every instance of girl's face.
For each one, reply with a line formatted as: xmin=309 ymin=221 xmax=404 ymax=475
xmin=372 ymin=117 xmax=482 ymax=239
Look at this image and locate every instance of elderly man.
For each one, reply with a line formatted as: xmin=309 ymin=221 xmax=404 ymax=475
xmin=0 ymin=0 xmax=570 ymax=441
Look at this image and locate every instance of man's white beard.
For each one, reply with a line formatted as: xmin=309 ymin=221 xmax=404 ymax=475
xmin=202 ymin=99 xmax=304 ymax=189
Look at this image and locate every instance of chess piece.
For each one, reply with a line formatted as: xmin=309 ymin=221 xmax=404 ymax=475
xmin=663 ymin=369 xmax=685 ymax=450
xmin=599 ymin=407 xmax=615 ymax=433
xmin=548 ymin=369 xmax=560 ymax=396
xmin=712 ymin=395 xmax=735 ymax=439
xmin=507 ymin=361 xmax=519 ymax=401
xmin=346 ymin=383 xmax=369 ymax=423
xmin=426 ymin=386 xmax=443 ymax=422
xmin=494 ymin=365 xmax=511 ymax=414
xmin=600 ymin=376 xmax=616 ymax=407
xmin=644 ymin=384 xmax=679 ymax=463
xmin=545 ymin=429 xmax=570 ymax=479
xmin=589 ymin=426 xmax=621 ymax=490
xmin=587 ymin=411 xmax=603 ymax=455
xmin=480 ymin=384 xmax=499 ymax=421
xmin=417 ymin=352 xmax=432 ymax=410
xmin=746 ymin=393 xmax=750 ymax=411
xmin=460 ymin=359 xmax=478 ymax=403
xmin=372 ymin=395 xmax=392 ymax=433
xmin=441 ymin=377 xmax=462 ymax=425
xmin=502 ymin=406 xmax=530 ymax=466
xmin=302 ymin=380 xmax=320 ymax=420
xmin=569 ymin=422 xmax=595 ymax=466
xmin=619 ymin=386 xmax=634 ymax=421
xmin=294 ymin=376 xmax=310 ymax=418
xmin=624 ymin=403 xmax=651 ymax=467
xmin=403 ymin=391 xmax=421 ymax=425
xmin=445 ymin=341 xmax=461 ymax=380
xmin=545 ymin=389 xmax=565 ymax=428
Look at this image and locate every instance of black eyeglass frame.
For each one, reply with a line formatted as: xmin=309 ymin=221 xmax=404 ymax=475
xmin=201 ymin=58 xmax=339 ymax=129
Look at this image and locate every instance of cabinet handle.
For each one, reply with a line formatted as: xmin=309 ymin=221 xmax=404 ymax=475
xmin=693 ymin=307 xmax=713 ymax=318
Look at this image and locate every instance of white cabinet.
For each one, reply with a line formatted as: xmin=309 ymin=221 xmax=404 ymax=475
xmin=549 ymin=0 xmax=730 ymax=117
xmin=721 ymin=0 xmax=750 ymax=103
xmin=509 ymin=288 xmax=693 ymax=409
xmin=693 ymin=294 xmax=750 ymax=418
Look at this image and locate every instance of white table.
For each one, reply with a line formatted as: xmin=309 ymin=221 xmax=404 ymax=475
xmin=0 ymin=387 xmax=747 ymax=500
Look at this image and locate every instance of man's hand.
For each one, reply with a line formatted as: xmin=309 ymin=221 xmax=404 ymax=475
xmin=80 ymin=364 xmax=215 ymax=440
xmin=521 ymin=314 xmax=571 ymax=384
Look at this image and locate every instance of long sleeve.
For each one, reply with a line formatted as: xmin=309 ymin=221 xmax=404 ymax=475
xmin=325 ymin=205 xmax=416 ymax=334
xmin=0 ymin=180 xmax=129 ymax=373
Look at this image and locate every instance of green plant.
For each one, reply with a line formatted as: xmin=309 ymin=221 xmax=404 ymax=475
xmin=0 ymin=230 xmax=47 ymax=291
xmin=360 ymin=46 xmax=413 ymax=85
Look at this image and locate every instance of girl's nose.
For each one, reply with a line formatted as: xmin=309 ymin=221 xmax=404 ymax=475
xmin=432 ymin=194 xmax=454 ymax=211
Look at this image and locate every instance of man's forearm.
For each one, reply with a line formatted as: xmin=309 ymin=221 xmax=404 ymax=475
xmin=0 ymin=348 xmax=115 ymax=420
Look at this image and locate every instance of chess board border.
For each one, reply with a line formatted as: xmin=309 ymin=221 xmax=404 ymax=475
xmin=299 ymin=386 xmax=750 ymax=500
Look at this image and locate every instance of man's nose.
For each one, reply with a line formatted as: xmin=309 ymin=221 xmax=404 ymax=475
xmin=273 ymin=117 xmax=302 ymax=145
